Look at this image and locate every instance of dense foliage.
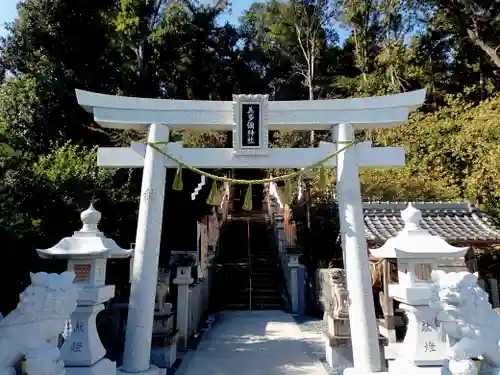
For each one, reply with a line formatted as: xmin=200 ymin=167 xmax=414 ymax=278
xmin=2 ymin=0 xmax=500 ymax=309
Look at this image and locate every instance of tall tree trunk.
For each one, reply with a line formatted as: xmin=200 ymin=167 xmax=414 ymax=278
xmin=308 ymin=73 xmax=315 ymax=146
xmin=428 ymin=54 xmax=436 ymax=109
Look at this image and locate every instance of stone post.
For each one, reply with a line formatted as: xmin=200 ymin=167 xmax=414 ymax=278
xmin=274 ymin=215 xmax=288 ymax=292
xmin=173 ymin=265 xmax=194 ymax=349
xmin=275 ymin=214 xmax=286 ymax=272
xmin=287 ymin=249 xmax=305 ymax=315
xmin=122 ymin=123 xmax=169 ymax=374
xmin=205 ymin=253 xmax=215 ymax=311
xmin=275 ymin=214 xmax=285 ymax=248
xmin=335 ymin=123 xmax=382 ymax=374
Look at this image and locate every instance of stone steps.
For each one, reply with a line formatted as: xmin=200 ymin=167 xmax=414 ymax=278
xmin=210 ymin=212 xmax=286 ymax=312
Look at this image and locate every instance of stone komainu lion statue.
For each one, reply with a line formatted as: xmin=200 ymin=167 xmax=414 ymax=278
xmin=430 ymin=270 xmax=500 ymax=375
xmin=321 ymin=268 xmax=349 ymax=319
xmin=0 ymin=272 xmax=80 ymax=375
xmin=156 ymin=268 xmax=170 ymax=313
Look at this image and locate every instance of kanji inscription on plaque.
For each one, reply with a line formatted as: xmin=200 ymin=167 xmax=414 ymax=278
xmin=241 ymin=104 xmax=260 ymax=147
xmin=73 ymin=264 xmax=91 ymax=283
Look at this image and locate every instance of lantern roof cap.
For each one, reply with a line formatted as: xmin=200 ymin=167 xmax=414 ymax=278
xmin=37 ymin=203 xmax=132 ymax=260
xmin=370 ymin=203 xmax=469 ymax=259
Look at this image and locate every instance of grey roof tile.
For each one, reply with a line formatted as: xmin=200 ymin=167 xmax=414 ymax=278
xmin=363 ymin=202 xmax=500 ymax=244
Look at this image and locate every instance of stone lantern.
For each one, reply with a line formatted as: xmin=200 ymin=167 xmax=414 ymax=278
xmin=37 ymin=204 xmax=132 ymax=375
xmin=370 ymin=203 xmax=468 ymax=374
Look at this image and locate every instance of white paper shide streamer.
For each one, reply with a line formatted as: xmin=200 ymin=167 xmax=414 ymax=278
xmin=297 ymin=175 xmax=303 ymax=201
xmin=191 ymin=175 xmax=207 ymax=200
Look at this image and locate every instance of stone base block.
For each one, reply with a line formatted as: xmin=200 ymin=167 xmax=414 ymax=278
xmin=343 ymin=368 xmax=389 ymax=375
xmin=77 ymin=285 xmax=116 ymax=306
xmin=325 ymin=315 xmax=350 ymax=337
xmin=152 ymin=314 xmax=175 ymax=336
xmin=150 ymin=346 xmax=176 ymax=369
xmin=342 ymin=359 xmax=446 ymax=375
xmin=324 ymin=334 xmax=388 ymax=374
xmin=65 ymin=358 xmax=116 ymax=375
xmin=150 ymin=332 xmax=179 ymax=368
xmin=117 ymin=364 xmax=162 ymax=375
xmin=324 ymin=336 xmax=354 ymax=374
xmin=387 ymin=358 xmax=446 ymax=375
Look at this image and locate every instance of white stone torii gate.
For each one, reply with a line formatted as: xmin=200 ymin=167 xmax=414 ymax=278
xmin=76 ymin=89 xmax=426 ymax=375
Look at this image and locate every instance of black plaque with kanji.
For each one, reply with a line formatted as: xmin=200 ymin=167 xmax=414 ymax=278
xmin=241 ymin=103 xmax=260 ymax=147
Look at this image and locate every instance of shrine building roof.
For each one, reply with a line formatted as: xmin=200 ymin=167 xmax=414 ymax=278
xmin=363 ymin=202 xmax=500 ymax=245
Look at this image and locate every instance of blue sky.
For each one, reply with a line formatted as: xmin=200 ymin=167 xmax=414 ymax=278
xmin=217 ymin=0 xmax=255 ymax=25
xmin=0 ymin=0 xmax=254 ymax=38
xmin=0 ymin=0 xmax=18 ymax=38
xmin=0 ymin=0 xmax=349 ymax=41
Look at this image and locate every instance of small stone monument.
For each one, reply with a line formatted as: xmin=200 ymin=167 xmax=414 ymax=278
xmin=37 ymin=204 xmax=132 ymax=375
xmin=370 ymin=203 xmax=469 ymax=375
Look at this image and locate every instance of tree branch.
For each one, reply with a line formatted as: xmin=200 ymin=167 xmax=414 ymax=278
xmin=466 ymin=28 xmax=500 ymax=69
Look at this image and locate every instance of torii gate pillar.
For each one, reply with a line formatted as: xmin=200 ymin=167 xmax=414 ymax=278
xmin=121 ymin=124 xmax=169 ymax=375
xmin=336 ymin=123 xmax=382 ymax=374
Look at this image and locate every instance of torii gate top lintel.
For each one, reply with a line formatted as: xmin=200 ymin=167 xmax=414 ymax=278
xmin=75 ymin=89 xmax=426 ymax=131
xmin=77 ymin=88 xmax=426 ymax=169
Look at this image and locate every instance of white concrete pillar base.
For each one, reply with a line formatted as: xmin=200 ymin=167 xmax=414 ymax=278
xmin=397 ymin=303 xmax=446 ymax=366
xmin=343 ymin=359 xmax=446 ymax=375
xmin=324 ymin=336 xmax=353 ymax=374
xmin=117 ymin=364 xmax=162 ymax=375
xmin=388 ymin=358 xmax=445 ymax=375
xmin=65 ymin=358 xmax=115 ymax=375
xmin=343 ymin=370 xmax=388 ymax=375
xmin=342 ymin=367 xmax=390 ymax=375
xmin=61 ymin=303 xmax=106 ymax=366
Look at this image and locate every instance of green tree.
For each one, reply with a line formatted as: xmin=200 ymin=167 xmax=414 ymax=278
xmin=373 ymin=94 xmax=500 ymax=218
xmin=1 ymin=0 xmax=122 ymax=152
xmin=359 ymin=168 xmax=460 ymax=201
xmin=334 ymin=0 xmax=381 ymax=91
xmin=241 ymin=0 xmax=337 ymax=101
xmin=421 ymin=0 xmax=500 ymax=69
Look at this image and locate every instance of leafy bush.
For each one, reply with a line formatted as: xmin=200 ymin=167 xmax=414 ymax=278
xmin=0 ymin=142 xmax=140 ymax=314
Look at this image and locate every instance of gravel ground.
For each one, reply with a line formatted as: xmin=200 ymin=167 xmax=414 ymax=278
xmin=292 ymin=315 xmax=338 ymax=375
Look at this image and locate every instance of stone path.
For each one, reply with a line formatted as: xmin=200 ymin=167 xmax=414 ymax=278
xmin=175 ymin=310 xmax=329 ymax=375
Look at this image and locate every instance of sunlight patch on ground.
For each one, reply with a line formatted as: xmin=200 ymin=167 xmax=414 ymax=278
xmin=220 ymin=334 xmax=269 ymax=345
xmin=265 ymin=321 xmax=301 ymax=340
